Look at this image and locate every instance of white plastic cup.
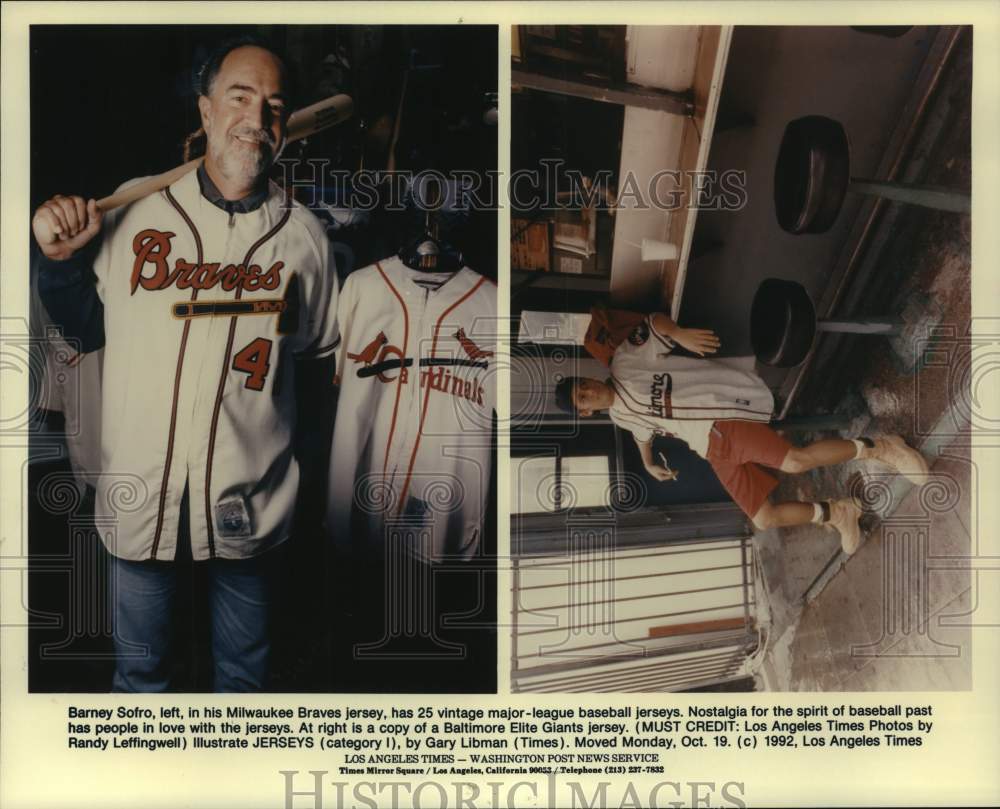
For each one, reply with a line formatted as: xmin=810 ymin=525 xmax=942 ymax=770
xmin=641 ymin=238 xmax=679 ymax=262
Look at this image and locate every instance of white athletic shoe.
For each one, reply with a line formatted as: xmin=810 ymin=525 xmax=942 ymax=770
xmin=827 ymin=499 xmax=863 ymax=555
xmin=865 ymin=435 xmax=930 ymax=484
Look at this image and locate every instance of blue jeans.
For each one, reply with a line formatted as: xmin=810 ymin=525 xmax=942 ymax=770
xmin=110 ymin=497 xmax=280 ymax=692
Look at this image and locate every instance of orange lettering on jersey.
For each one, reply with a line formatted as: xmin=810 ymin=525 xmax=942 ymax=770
xmin=130 ymin=229 xmax=285 ymax=295
xmin=419 ymin=365 xmax=485 ymax=408
xmin=220 ymin=265 xmax=242 ymax=292
xmin=260 ymin=262 xmax=283 ymax=291
xmin=243 ymin=264 xmax=261 ymax=291
xmin=173 ymin=259 xmax=197 ymax=289
xmin=376 ymin=345 xmax=406 ymax=383
xmin=232 ymin=337 xmax=273 ymax=391
xmin=131 ymin=229 xmax=176 ymax=294
xmin=454 ymin=328 xmax=493 ymax=359
xmin=192 ymin=263 xmax=221 ymax=289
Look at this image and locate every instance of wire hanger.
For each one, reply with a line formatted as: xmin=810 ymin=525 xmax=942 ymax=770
xmin=398 ymin=181 xmax=463 ymax=272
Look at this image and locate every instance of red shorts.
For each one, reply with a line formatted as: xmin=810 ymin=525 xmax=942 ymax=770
xmin=705 ymin=420 xmax=792 ymax=519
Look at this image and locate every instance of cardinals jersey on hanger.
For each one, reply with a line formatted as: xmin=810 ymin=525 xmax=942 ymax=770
xmin=328 ymin=256 xmax=496 ymax=561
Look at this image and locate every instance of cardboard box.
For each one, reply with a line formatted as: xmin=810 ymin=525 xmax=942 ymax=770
xmin=511 ymin=218 xmax=551 ymax=271
xmin=552 ymin=247 xmax=597 ymax=275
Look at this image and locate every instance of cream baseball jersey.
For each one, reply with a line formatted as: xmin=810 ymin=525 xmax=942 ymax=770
xmin=608 ymin=317 xmax=774 ymax=457
xmin=327 ymin=256 xmax=496 ymax=561
xmin=92 ymin=168 xmax=339 ymax=560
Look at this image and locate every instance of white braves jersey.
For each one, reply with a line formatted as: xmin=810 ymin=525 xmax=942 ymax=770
xmin=327 ymin=256 xmax=496 ymax=561
xmin=92 ymin=168 xmax=339 ymax=560
xmin=608 ymin=317 xmax=774 ymax=457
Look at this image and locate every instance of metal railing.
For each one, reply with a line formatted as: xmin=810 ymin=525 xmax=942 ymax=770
xmin=512 ymin=531 xmax=758 ymax=692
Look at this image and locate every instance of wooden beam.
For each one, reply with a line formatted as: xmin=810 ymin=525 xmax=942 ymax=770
xmin=649 ymin=617 xmax=747 ymax=638
xmin=512 ymin=67 xmax=694 ymax=117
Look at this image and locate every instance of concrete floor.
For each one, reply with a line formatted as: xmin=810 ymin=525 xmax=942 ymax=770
xmin=751 ymin=29 xmax=973 ymax=692
xmin=758 ymin=437 xmax=973 ymax=691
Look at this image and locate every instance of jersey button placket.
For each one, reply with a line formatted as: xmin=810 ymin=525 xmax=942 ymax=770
xmin=388 ymin=285 xmax=429 ymax=495
xmin=186 ymin=206 xmax=243 ymax=556
xmin=161 ymin=219 xmax=209 ymax=559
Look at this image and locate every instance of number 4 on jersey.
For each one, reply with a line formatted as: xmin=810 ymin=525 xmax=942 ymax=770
xmin=232 ymin=337 xmax=273 ymax=391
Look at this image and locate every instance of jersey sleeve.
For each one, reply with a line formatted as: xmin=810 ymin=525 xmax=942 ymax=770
xmin=646 ymin=314 xmax=677 ymax=354
xmin=91 ymin=223 xmax=114 ymax=304
xmin=609 ymin=408 xmax=654 ymax=443
xmin=35 ymin=250 xmax=106 ymax=353
xmin=335 ymin=271 xmax=366 ymax=383
xmin=91 ymin=177 xmax=149 ymax=303
xmin=295 ymin=231 xmax=340 ymax=361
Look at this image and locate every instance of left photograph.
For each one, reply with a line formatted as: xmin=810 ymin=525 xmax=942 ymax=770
xmin=27 ymin=24 xmax=499 ymax=693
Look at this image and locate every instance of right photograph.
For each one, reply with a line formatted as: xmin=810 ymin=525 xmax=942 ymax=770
xmin=509 ymin=25 xmax=973 ymax=693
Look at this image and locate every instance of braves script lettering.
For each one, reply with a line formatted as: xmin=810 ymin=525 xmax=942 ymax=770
xmin=131 ymin=229 xmax=284 ymax=295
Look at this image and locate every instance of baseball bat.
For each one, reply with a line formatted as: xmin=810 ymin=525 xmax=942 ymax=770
xmin=658 ymin=451 xmax=679 ymax=480
xmin=95 ymin=93 xmax=354 ymax=213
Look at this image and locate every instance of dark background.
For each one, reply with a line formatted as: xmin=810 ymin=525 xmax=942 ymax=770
xmin=30 ymin=24 xmax=499 ymax=278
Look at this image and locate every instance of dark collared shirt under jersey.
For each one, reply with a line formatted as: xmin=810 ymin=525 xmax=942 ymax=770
xmin=196 ymin=164 xmax=269 ymax=218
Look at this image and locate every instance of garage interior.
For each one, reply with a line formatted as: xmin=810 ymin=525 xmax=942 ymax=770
xmin=510 ymin=25 xmax=974 ymax=692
